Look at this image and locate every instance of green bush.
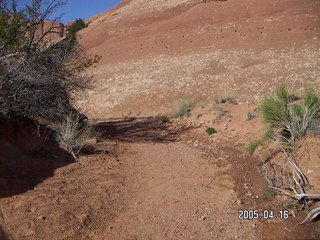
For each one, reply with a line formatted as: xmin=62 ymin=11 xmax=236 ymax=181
xmin=67 ymin=18 xmax=88 ymax=35
xmin=260 ymin=84 xmax=320 ymax=143
xmin=206 ymin=127 xmax=217 ymax=135
xmin=173 ymin=99 xmax=192 ymax=118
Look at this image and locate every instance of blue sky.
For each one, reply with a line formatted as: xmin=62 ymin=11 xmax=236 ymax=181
xmin=17 ymin=0 xmax=122 ymax=23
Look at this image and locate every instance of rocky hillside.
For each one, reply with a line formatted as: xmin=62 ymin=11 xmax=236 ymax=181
xmin=77 ymin=0 xmax=320 ymax=118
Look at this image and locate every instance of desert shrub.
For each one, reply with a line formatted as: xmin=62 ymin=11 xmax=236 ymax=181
xmin=54 ymin=113 xmax=94 ymax=158
xmin=161 ymin=116 xmax=170 ymax=123
xmin=0 ymin=0 xmax=99 ymax=123
xmin=206 ymin=127 xmax=217 ymax=135
xmin=246 ymin=139 xmax=263 ymax=155
xmin=212 ymin=104 xmax=227 ymax=121
xmin=262 ymin=187 xmax=277 ymax=201
xmin=266 ymin=204 xmax=276 ymax=211
xmin=260 ymin=84 xmax=320 ymax=143
xmin=173 ymin=99 xmax=192 ymax=118
xmin=67 ymin=18 xmax=88 ymax=35
xmin=214 ymin=95 xmax=238 ymax=105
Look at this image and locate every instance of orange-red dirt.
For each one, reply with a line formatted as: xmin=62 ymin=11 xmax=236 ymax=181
xmin=1 ymin=0 xmax=320 ymax=239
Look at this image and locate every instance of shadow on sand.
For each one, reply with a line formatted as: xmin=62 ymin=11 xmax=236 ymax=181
xmin=0 ymin=225 xmax=10 ymax=240
xmin=0 ymin=118 xmax=74 ymax=198
xmin=94 ymin=117 xmax=191 ymax=143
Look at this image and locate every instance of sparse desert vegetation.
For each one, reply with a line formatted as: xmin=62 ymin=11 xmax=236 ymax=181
xmin=54 ymin=113 xmax=94 ymax=158
xmin=1 ymin=0 xmax=320 ymax=239
xmin=214 ymin=95 xmax=238 ymax=105
xmin=258 ymin=84 xmax=320 ymax=224
xmin=173 ymin=99 xmax=192 ymax=118
xmin=0 ymin=0 xmax=98 ymax=157
xmin=205 ymin=127 xmax=217 ymax=135
xmin=246 ymin=139 xmax=264 ymax=155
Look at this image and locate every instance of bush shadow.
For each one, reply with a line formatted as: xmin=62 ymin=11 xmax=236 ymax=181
xmin=0 ymin=117 xmax=74 ymax=198
xmin=94 ymin=117 xmax=190 ymax=143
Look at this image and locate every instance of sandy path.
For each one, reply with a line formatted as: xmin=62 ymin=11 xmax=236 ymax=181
xmin=100 ymin=141 xmax=257 ymax=240
xmin=1 ymin=118 xmax=318 ymax=239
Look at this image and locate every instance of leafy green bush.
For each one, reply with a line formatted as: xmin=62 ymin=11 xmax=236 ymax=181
xmin=173 ymin=99 xmax=192 ymax=118
xmin=206 ymin=127 xmax=217 ymax=135
xmin=67 ymin=18 xmax=88 ymax=35
xmin=260 ymin=84 xmax=320 ymax=143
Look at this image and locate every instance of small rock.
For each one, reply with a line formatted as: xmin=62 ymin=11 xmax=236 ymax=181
xmin=37 ymin=216 xmax=46 ymax=220
xmin=199 ymin=216 xmax=207 ymax=221
xmin=24 ymin=229 xmax=35 ymax=236
xmin=252 ymin=224 xmax=256 ymax=228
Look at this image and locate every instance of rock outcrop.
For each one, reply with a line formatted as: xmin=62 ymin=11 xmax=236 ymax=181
xmin=35 ymin=20 xmax=65 ymax=43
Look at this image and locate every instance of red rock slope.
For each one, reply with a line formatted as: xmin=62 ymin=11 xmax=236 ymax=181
xmin=77 ymin=0 xmax=320 ymax=118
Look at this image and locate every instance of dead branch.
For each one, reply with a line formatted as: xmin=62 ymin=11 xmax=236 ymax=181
xmin=300 ymin=207 xmax=320 ymax=225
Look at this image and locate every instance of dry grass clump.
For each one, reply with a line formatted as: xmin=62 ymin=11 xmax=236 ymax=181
xmin=54 ymin=113 xmax=94 ymax=158
xmin=212 ymin=104 xmax=227 ymax=122
xmin=214 ymin=95 xmax=238 ymax=105
xmin=246 ymin=139 xmax=264 ymax=155
xmin=173 ymin=99 xmax=192 ymax=118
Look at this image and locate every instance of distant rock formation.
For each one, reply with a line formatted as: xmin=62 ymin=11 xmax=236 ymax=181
xmin=35 ymin=20 xmax=65 ymax=42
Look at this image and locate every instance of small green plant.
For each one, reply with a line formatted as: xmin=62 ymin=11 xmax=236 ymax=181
xmin=215 ymin=95 xmax=238 ymax=105
xmin=246 ymin=112 xmax=256 ymax=121
xmin=173 ymin=99 xmax=192 ymax=118
xmin=262 ymin=188 xmax=277 ymax=201
xmin=55 ymin=113 xmax=94 ymax=158
xmin=161 ymin=117 xmax=170 ymax=123
xmin=266 ymin=204 xmax=276 ymax=211
xmin=246 ymin=139 xmax=263 ymax=155
xmin=206 ymin=127 xmax=217 ymax=135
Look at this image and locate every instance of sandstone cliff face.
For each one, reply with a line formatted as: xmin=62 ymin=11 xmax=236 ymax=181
xmin=77 ymin=0 xmax=320 ymax=118
xmin=35 ymin=20 xmax=65 ymax=42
